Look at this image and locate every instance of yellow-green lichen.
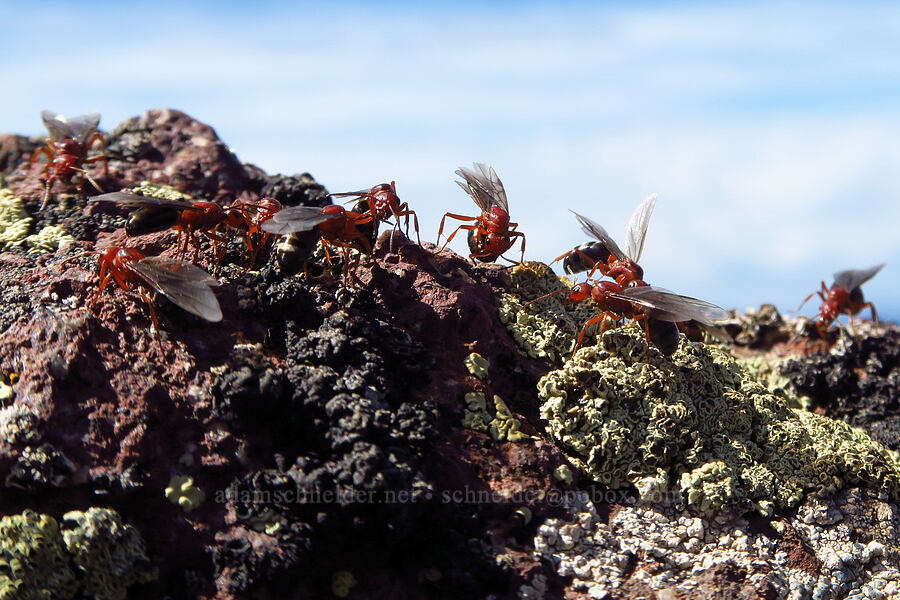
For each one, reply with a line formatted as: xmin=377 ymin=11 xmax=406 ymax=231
xmin=25 ymin=225 xmax=74 ymax=255
xmin=553 ymin=464 xmax=574 ymax=485
xmin=498 ymin=262 xmax=613 ymax=363
xmin=737 ymin=355 xmax=811 ymax=410
xmin=60 ymin=508 xmax=157 ymax=600
xmin=489 ymin=395 xmax=533 ymax=442
xmin=0 ymin=189 xmax=33 ymax=252
xmin=463 ymin=393 xmax=532 ymax=442
xmin=331 ymin=570 xmax=357 ymax=598
xmin=462 ymin=392 xmax=491 ymax=432
xmin=0 ymin=508 xmax=155 ymax=600
xmin=538 ymin=323 xmax=900 ymax=513
xmin=165 ymin=475 xmax=205 ymax=512
xmin=0 ymin=510 xmax=77 ymax=600
xmin=131 ymin=181 xmax=192 ymax=201
xmin=464 ymin=352 xmax=490 ymax=381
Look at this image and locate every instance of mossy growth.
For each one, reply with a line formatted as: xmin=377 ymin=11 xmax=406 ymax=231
xmin=165 ymin=475 xmax=205 ymax=512
xmin=498 ymin=261 xmax=609 ymax=364
xmin=538 ymin=323 xmax=900 ymax=513
xmin=0 ymin=508 xmax=155 ymax=600
xmin=61 ymin=508 xmax=157 ymax=600
xmin=0 ymin=188 xmax=33 ymax=252
xmin=131 ymin=181 xmax=192 ymax=200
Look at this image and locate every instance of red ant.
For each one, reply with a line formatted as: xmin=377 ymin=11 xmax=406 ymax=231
xmin=90 ymin=192 xmax=253 ymax=267
xmin=261 ymin=204 xmax=374 ymax=282
xmin=553 ymin=193 xmax=657 ymax=286
xmin=85 ymin=246 xmax=222 ymax=330
xmin=526 ymin=279 xmax=727 ymax=355
xmin=437 ymin=163 xmax=526 ymax=263
xmin=31 ymin=111 xmax=108 ymax=210
xmin=330 ymin=181 xmax=420 ymax=245
xmin=799 ymin=264 xmax=885 ymax=340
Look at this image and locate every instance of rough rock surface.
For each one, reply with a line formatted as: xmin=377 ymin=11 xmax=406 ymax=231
xmin=0 ymin=109 xmax=897 ymax=599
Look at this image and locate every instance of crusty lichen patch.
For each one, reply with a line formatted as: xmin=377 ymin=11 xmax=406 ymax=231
xmin=0 ymin=188 xmax=33 ymax=251
xmin=131 ymin=181 xmax=192 ymax=200
xmin=462 ymin=392 xmax=532 ymax=442
xmin=498 ymin=261 xmax=601 ymax=363
xmin=25 ymin=224 xmax=74 ymax=255
xmin=538 ymin=323 xmax=900 ymax=513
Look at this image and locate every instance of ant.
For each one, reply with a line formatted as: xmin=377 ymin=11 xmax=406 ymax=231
xmin=526 ymin=279 xmax=727 ymax=355
xmin=553 ymin=193 xmax=657 ymax=286
xmin=261 ymin=204 xmax=374 ymax=282
xmin=799 ymin=264 xmax=885 ymax=340
xmin=85 ymin=246 xmax=222 ymax=330
xmin=330 ymin=181 xmax=420 ymax=245
xmin=437 ymin=163 xmax=526 ymax=263
xmin=90 ymin=192 xmax=253 ymax=267
xmin=31 ymin=111 xmax=108 ymax=211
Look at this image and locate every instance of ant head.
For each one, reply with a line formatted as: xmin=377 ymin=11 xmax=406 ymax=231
xmin=567 ymin=282 xmax=592 ymax=303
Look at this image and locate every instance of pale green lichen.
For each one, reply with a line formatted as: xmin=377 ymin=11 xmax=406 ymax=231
xmin=165 ymin=475 xmax=205 ymax=512
xmin=538 ymin=323 xmax=900 ymax=513
xmin=498 ymin=262 xmax=616 ymax=363
xmin=464 ymin=352 xmax=490 ymax=381
xmin=0 ymin=510 xmax=77 ymax=600
xmin=489 ymin=395 xmax=532 ymax=442
xmin=131 ymin=181 xmax=191 ymax=201
xmin=553 ymin=464 xmax=574 ymax=485
xmin=462 ymin=393 xmax=532 ymax=442
xmin=331 ymin=570 xmax=357 ymax=597
xmin=0 ymin=189 xmax=33 ymax=252
xmin=25 ymin=225 xmax=74 ymax=255
xmin=0 ymin=508 xmax=154 ymax=600
xmin=61 ymin=508 xmax=157 ymax=600
xmin=737 ymin=355 xmax=811 ymax=410
xmin=462 ymin=392 xmax=491 ymax=432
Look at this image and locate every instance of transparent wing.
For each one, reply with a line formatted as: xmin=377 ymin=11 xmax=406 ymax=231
xmin=261 ymin=205 xmax=336 ymax=234
xmin=832 ymin=263 xmax=885 ymax=292
xmin=329 ymin=189 xmax=372 ymax=198
xmin=614 ymin=286 xmax=729 ymax=325
xmin=128 ymin=257 xmax=223 ymax=322
xmin=624 ymin=193 xmax=657 ymax=262
xmin=41 ymin=110 xmax=100 ymax=143
xmin=570 ymin=210 xmax=627 ymax=262
xmin=454 ymin=162 xmax=509 ymax=213
xmin=89 ymin=191 xmax=196 ymax=210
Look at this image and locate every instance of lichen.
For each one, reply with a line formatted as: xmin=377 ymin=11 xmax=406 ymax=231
xmin=331 ymin=570 xmax=357 ymax=598
xmin=61 ymin=508 xmax=157 ymax=600
xmin=462 ymin=392 xmax=531 ymax=442
xmin=164 ymin=475 xmax=205 ymax=512
xmin=25 ymin=224 xmax=74 ymax=255
xmin=130 ymin=181 xmax=192 ymax=200
xmin=0 ymin=510 xmax=77 ymax=600
xmin=464 ymin=352 xmax=490 ymax=381
xmin=0 ymin=508 xmax=154 ymax=600
xmin=0 ymin=188 xmax=33 ymax=252
xmin=489 ymin=395 xmax=532 ymax=442
xmin=462 ymin=392 xmax=491 ymax=432
xmin=538 ymin=323 xmax=900 ymax=513
xmin=0 ymin=404 xmax=41 ymax=445
xmin=498 ymin=261 xmax=614 ymax=363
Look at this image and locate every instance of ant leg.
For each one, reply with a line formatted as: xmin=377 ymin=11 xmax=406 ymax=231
xmin=138 ymin=288 xmax=160 ymax=332
xmin=437 ymin=213 xmax=475 ymax=246
xmin=575 ymin=312 xmax=614 ymax=352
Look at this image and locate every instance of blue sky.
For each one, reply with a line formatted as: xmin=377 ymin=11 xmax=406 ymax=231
xmin=3 ymin=1 xmax=899 ymax=322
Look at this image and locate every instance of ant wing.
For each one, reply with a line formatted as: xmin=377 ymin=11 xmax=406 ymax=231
xmin=329 ymin=189 xmax=373 ymax=198
xmin=40 ymin=110 xmax=100 ymax=143
xmin=261 ymin=205 xmax=335 ymax=234
xmin=615 ymin=286 xmax=729 ymax=325
xmin=89 ymin=192 xmax=197 ymax=210
xmin=455 ymin=162 xmax=509 ymax=213
xmin=128 ymin=256 xmax=223 ymax=322
xmin=570 ymin=210 xmax=627 ymax=262
xmin=624 ymin=193 xmax=657 ymax=262
xmin=832 ymin=263 xmax=885 ymax=292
